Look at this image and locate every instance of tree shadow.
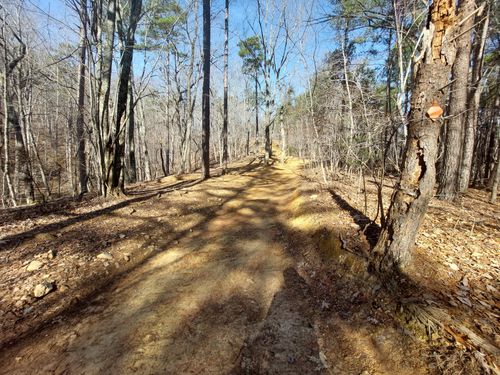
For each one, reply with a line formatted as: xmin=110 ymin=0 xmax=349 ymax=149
xmin=0 ymin=159 xmax=268 ymax=350
xmin=231 ymin=267 xmax=326 ymax=374
xmin=328 ymin=189 xmax=381 ymax=248
xmin=323 ymin=186 xmax=500 ymax=370
xmin=0 ymin=178 xmax=206 ymax=251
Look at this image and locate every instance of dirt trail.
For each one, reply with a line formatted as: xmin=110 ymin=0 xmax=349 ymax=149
xmin=0 ymin=158 xmax=427 ymax=374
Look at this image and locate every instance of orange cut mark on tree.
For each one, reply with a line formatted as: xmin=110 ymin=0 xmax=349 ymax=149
xmin=426 ymin=100 xmax=444 ymax=120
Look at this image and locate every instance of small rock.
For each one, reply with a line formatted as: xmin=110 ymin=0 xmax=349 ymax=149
xmin=366 ymin=316 xmax=380 ymax=325
xmin=47 ymin=249 xmax=57 ymax=260
xmin=129 ymin=208 xmax=136 ymax=214
xmin=449 ymin=263 xmax=459 ymax=271
xmin=15 ymin=300 xmax=25 ymax=309
xmin=23 ymin=306 xmax=34 ymax=315
xmin=97 ymin=252 xmax=113 ymax=260
xmin=33 ymin=282 xmax=54 ymax=298
xmin=123 ymin=254 xmax=131 ymax=262
xmin=59 ymin=284 xmax=69 ymax=292
xmin=118 ymin=234 xmax=126 ymax=239
xmin=26 ymin=260 xmax=44 ymax=272
xmin=319 ymin=351 xmax=329 ymax=368
xmin=56 ymin=232 xmax=63 ymax=238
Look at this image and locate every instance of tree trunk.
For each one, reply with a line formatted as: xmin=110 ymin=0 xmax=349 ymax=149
xmin=371 ymin=0 xmax=457 ymax=272
xmin=201 ymin=0 xmax=211 ymax=180
xmin=97 ymin=0 xmax=116 ymax=195
xmin=106 ymin=0 xmax=141 ymax=195
xmin=2 ymin=71 xmax=17 ymax=206
xmin=437 ymin=0 xmax=476 ymax=201
xmin=246 ymin=130 xmax=250 ymax=156
xmin=137 ymin=98 xmax=151 ymax=180
xmin=263 ymin=69 xmax=272 ymax=162
xmin=280 ymin=106 xmax=286 ymax=163
xmin=11 ymin=95 xmax=35 ymax=204
xmin=490 ymin=147 xmax=500 ymax=204
xmin=255 ymin=75 xmax=259 ymax=139
xmin=76 ymin=0 xmax=88 ymax=194
xmin=222 ymin=0 xmax=229 ymax=173
xmin=458 ymin=2 xmax=489 ymax=192
xmin=127 ymin=79 xmax=137 ymax=183
xmin=341 ymin=30 xmax=355 ymax=144
xmin=2 ymin=30 xmax=34 ymax=205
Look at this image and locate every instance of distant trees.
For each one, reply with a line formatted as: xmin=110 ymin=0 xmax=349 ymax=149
xmin=238 ymin=36 xmax=263 ymax=140
xmin=1 ymin=4 xmax=35 ymax=206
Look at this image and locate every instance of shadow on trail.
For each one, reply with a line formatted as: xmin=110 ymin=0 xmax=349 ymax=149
xmin=0 ymin=178 xmax=203 ymax=252
xmin=39 ymin=160 xmax=309 ymax=373
xmin=0 ymin=159 xmax=264 ymax=350
xmin=0 ymin=160 xmax=263 ymax=253
xmin=232 ymin=267 xmax=326 ymax=374
xmin=328 ymin=189 xmax=381 ymax=248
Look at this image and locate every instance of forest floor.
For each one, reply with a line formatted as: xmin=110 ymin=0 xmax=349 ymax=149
xmin=0 ymin=155 xmax=498 ymax=374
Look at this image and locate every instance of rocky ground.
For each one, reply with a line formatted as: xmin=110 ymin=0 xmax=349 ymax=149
xmin=0 ymin=156 xmax=497 ymax=374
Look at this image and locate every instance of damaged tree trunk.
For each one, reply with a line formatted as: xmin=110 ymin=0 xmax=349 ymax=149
xmin=372 ymin=0 xmax=457 ymax=272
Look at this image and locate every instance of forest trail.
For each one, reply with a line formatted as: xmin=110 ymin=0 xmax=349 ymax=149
xmin=0 ymin=157 xmax=426 ymax=374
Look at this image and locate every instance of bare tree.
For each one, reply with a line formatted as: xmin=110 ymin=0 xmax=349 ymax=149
xmin=201 ymin=0 xmax=210 ymax=179
xmin=1 ymin=7 xmax=34 ymax=205
xmin=458 ymin=2 xmax=490 ymax=192
xmin=74 ymin=0 xmax=88 ymax=195
xmin=105 ymin=0 xmax=142 ymax=195
xmin=222 ymin=0 xmax=229 ymax=173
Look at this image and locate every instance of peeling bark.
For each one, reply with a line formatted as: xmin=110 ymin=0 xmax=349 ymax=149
xmin=372 ymin=0 xmax=457 ymax=272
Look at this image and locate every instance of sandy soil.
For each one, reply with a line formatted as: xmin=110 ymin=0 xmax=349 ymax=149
xmin=0 ymin=157 xmax=432 ymax=374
